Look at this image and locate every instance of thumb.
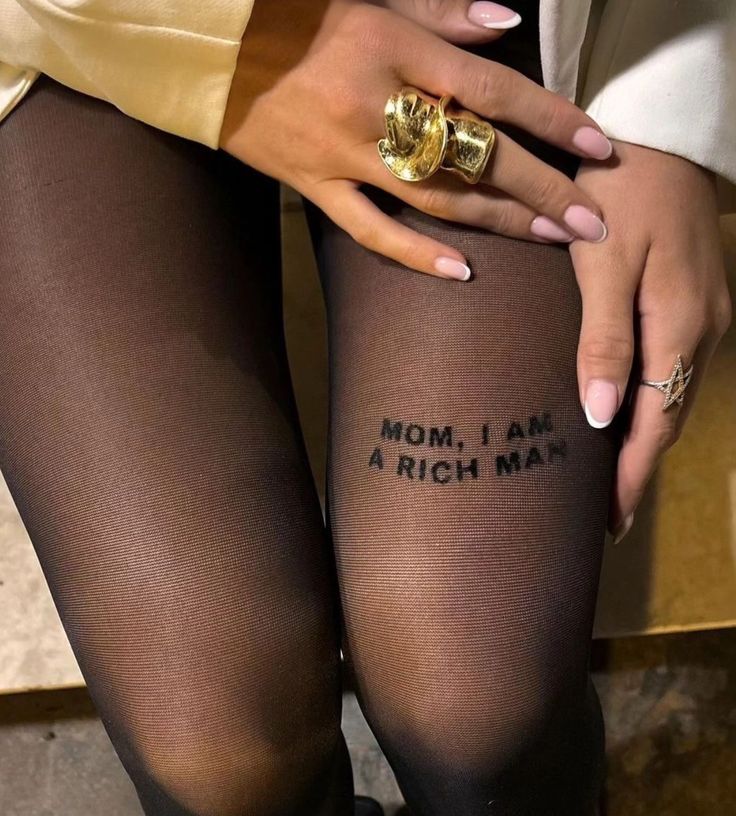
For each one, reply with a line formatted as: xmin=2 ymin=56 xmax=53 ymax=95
xmin=570 ymin=240 xmax=637 ymax=431
xmin=381 ymin=1 xmax=522 ymax=44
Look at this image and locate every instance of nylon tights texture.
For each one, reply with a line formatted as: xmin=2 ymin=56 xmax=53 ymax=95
xmin=0 ymin=77 xmax=353 ymax=816
xmin=307 ymin=190 xmax=619 ymax=815
xmin=0 ymin=16 xmax=620 ymax=816
xmin=304 ymin=7 xmax=620 ymax=809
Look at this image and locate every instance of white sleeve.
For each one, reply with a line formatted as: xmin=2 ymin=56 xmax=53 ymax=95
xmin=580 ymin=0 xmax=736 ymax=186
xmin=0 ymin=0 xmax=256 ymax=147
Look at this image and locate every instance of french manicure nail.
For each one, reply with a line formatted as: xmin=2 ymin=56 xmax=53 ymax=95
xmin=584 ymin=379 xmax=619 ymax=428
xmin=572 ymin=126 xmax=613 ymax=160
xmin=563 ymin=204 xmax=607 ymax=242
xmin=468 ymin=2 xmax=522 ymax=29
xmin=530 ymin=215 xmax=574 ymax=242
xmin=612 ymin=513 xmax=634 ymax=545
xmin=435 ymin=256 xmax=472 ymax=281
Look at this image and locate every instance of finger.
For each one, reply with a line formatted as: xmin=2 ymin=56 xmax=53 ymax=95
xmin=309 ymin=180 xmax=472 ymax=280
xmin=384 ymin=1 xmax=522 ymax=44
xmin=358 ymin=148 xmax=575 ymax=243
xmin=609 ymin=345 xmax=701 ymax=538
xmin=609 ymin=314 xmax=712 ymax=538
xmin=479 ymin=130 xmax=608 ymax=241
xmin=401 ymin=179 xmax=575 ymax=243
xmin=573 ymin=243 xmax=638 ymax=429
xmin=402 ymin=41 xmax=614 ymax=160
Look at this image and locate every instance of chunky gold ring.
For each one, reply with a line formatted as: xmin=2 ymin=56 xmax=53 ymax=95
xmin=640 ymin=354 xmax=694 ymax=410
xmin=377 ymin=86 xmax=496 ymax=185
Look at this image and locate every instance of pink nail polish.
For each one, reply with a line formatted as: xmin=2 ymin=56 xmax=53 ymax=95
xmin=584 ymin=379 xmax=619 ymax=428
xmin=530 ymin=215 xmax=574 ymax=242
xmin=563 ymin=205 xmax=607 ymax=243
xmin=467 ymin=2 xmax=522 ymax=29
xmin=572 ymin=126 xmax=613 ymax=160
xmin=434 ymin=256 xmax=471 ymax=281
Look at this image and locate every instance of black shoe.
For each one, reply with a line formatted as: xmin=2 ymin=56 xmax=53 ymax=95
xmin=355 ymin=795 xmax=384 ymax=816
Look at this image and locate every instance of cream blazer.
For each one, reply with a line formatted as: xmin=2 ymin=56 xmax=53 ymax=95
xmin=0 ymin=0 xmax=734 ymax=209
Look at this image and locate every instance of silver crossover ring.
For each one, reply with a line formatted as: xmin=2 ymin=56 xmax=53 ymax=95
xmin=640 ymin=354 xmax=694 ymax=411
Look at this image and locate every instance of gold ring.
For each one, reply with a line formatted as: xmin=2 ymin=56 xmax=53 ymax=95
xmin=377 ymin=86 xmax=496 ymax=185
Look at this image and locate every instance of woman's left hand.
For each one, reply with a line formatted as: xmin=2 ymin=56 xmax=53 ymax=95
xmin=570 ymin=140 xmax=732 ymax=542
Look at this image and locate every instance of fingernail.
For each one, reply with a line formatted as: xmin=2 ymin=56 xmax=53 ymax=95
xmin=434 ymin=256 xmax=472 ymax=281
xmin=530 ymin=215 xmax=575 ymax=242
xmin=612 ymin=513 xmax=634 ymax=545
xmin=563 ymin=204 xmax=607 ymax=242
xmin=584 ymin=379 xmax=619 ymax=428
xmin=572 ymin=126 xmax=613 ymax=160
xmin=468 ymin=2 xmax=522 ymax=29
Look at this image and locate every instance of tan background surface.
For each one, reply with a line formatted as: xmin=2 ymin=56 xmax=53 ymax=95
xmin=1 ymin=193 xmax=734 ymax=694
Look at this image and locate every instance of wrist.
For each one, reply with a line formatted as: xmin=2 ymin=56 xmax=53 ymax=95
xmin=220 ymin=0 xmax=331 ymax=150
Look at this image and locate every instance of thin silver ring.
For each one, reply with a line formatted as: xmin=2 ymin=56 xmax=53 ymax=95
xmin=640 ymin=354 xmax=694 ymax=411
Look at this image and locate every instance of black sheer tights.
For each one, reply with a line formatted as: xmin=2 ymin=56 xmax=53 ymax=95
xmin=307 ymin=192 xmax=618 ymax=815
xmin=0 ymin=79 xmax=350 ymax=816
xmin=0 ymin=76 xmax=618 ymax=816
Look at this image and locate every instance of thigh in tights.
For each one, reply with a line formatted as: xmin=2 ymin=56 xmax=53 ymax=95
xmin=0 ymin=17 xmax=620 ymax=816
xmin=307 ymin=195 xmax=618 ymax=815
xmin=304 ymin=8 xmax=621 ymax=814
xmin=0 ymin=77 xmax=354 ymax=816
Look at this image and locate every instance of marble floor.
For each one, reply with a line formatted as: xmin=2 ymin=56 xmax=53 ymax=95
xmin=1 ymin=628 xmax=734 ymax=816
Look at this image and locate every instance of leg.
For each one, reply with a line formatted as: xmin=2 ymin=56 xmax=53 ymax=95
xmin=0 ymin=77 xmax=353 ymax=816
xmin=306 ymin=185 xmax=620 ymax=814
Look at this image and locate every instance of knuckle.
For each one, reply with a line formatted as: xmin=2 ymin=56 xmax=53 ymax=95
xmin=464 ymin=62 xmax=508 ymax=113
xmin=712 ymin=291 xmax=733 ymax=336
xmin=676 ymin=300 xmax=711 ymax=342
xmin=489 ymin=203 xmax=516 ymax=236
xmin=340 ymin=4 xmax=391 ymax=62
xmin=421 ymin=0 xmax=450 ymax=20
xmin=418 ymin=184 xmax=454 ymax=218
xmin=331 ymin=86 xmax=363 ymax=127
xmin=534 ymin=98 xmax=567 ymax=141
xmin=580 ymin=333 xmax=634 ymax=367
xmin=690 ymin=301 xmax=711 ymax=333
xmin=528 ymin=172 xmax=567 ymax=209
xmin=348 ymin=218 xmax=378 ymax=250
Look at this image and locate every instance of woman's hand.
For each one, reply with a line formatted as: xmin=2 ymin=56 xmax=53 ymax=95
xmin=570 ymin=140 xmax=732 ymax=540
xmin=221 ymin=0 xmax=612 ymax=280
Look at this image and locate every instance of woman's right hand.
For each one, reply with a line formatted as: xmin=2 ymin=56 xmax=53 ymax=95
xmin=221 ymin=0 xmax=613 ymax=280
